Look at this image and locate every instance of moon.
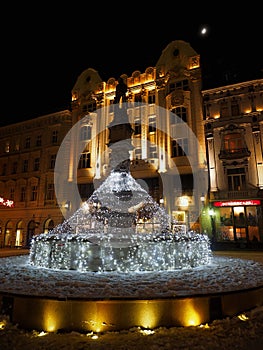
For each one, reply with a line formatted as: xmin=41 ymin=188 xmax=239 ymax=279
xmin=201 ymin=27 xmax=207 ymax=35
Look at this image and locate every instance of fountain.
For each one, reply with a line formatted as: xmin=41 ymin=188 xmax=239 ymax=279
xmin=1 ymin=84 xmax=263 ymax=334
xmin=29 ymin=169 xmax=211 ymax=272
xmin=29 ymin=82 xmax=212 ymax=273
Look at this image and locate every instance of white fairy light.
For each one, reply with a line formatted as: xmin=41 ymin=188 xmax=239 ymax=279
xmin=29 ymin=170 xmax=212 ymax=272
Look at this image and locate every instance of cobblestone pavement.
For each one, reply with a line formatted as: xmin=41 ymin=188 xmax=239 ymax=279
xmin=213 ymin=249 xmax=263 ymax=263
xmin=0 ymin=248 xmax=29 ymax=257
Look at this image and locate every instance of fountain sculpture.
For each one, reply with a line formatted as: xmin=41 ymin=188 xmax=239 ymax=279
xmin=29 ymin=80 xmax=212 ymax=272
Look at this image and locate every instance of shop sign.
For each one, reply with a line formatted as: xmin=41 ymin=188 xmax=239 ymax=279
xmin=213 ymin=199 xmax=261 ymax=207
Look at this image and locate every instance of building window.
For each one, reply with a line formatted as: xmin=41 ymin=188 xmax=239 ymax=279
xmin=149 ymin=145 xmax=157 ymax=159
xmin=231 ymin=100 xmax=240 ymax=116
xmin=5 ymin=142 xmax=10 ymax=153
xmin=2 ymin=163 xmax=7 ymax=176
xmin=25 ymin=137 xmax=31 ymax=148
xmin=10 ymin=187 xmax=15 ymax=200
xmin=220 ymin=101 xmax=229 ymax=118
xmin=171 ymin=107 xmax=187 ymax=123
xmin=224 ymin=133 xmax=243 ymax=152
xmin=171 ymin=138 xmax=188 ymax=157
xmin=227 ymin=168 xmax=246 ymax=190
xmin=134 ymin=93 xmax=142 ymax=103
xmin=169 ymin=80 xmax=189 ymax=93
xmin=14 ymin=142 xmax=20 ymax=151
xmin=50 ymin=155 xmax=56 ymax=169
xmin=34 ymin=158 xmax=40 ymax=171
xmin=12 ymin=162 xmax=18 ymax=174
xmin=148 ymin=94 xmax=155 ymax=104
xmin=171 ymin=139 xmax=188 ymax=157
xmin=80 ymin=126 xmax=92 ymax=140
xmin=30 ymin=185 xmax=38 ymax=201
xmin=52 ymin=130 xmax=58 ymax=144
xmin=46 ymin=184 xmax=55 ymax=200
xmin=36 ymin=135 xmax=42 ymax=147
xmin=148 ymin=116 xmax=156 ymax=133
xmin=22 ymin=159 xmax=28 ymax=172
xmin=78 ymin=152 xmax=91 ymax=169
xmin=134 ymin=148 xmax=141 ymax=160
xmin=87 ymin=101 xmax=97 ymax=112
xmin=20 ymin=186 xmax=26 ymax=202
xmin=134 ymin=119 xmax=141 ymax=135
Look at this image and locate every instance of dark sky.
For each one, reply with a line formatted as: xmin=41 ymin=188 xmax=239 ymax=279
xmin=1 ymin=5 xmax=262 ymax=126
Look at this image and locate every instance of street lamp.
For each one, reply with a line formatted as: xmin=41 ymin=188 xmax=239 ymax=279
xmin=200 ymin=194 xmax=205 ymax=233
xmin=209 ymin=207 xmax=216 ymax=245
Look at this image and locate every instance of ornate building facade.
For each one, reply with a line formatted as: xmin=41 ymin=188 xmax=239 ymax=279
xmin=0 ymin=40 xmax=262 ymax=248
xmin=202 ymin=79 xmax=263 ymax=246
xmin=0 ymin=111 xmax=72 ymax=247
xmin=68 ymin=40 xmax=206 ymax=234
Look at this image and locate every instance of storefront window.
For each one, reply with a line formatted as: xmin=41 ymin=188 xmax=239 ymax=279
xmin=247 ymin=206 xmax=260 ymax=241
xmin=217 ymin=205 xmax=260 ymax=242
xmin=219 ymin=208 xmax=234 ymax=240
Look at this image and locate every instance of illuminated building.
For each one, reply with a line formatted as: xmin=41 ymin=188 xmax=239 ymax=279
xmin=0 ymin=40 xmax=262 ymax=248
xmin=68 ymin=40 xmax=206 ymax=234
xmin=203 ymin=79 xmax=263 ymax=245
xmin=0 ymin=111 xmax=72 ymax=247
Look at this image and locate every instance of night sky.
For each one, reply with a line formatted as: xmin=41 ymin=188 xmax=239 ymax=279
xmin=1 ymin=5 xmax=262 ymax=126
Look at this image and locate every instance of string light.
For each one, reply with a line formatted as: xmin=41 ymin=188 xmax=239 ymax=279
xmin=29 ymin=171 xmax=212 ymax=272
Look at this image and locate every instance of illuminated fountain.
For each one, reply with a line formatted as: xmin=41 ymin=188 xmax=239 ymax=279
xmin=29 ymin=169 xmax=211 ymax=272
xmin=3 ymin=85 xmax=263 ymax=334
xmin=29 ymin=92 xmax=212 ymax=272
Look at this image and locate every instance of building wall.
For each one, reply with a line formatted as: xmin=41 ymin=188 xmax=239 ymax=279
xmin=0 ymin=111 xmax=72 ymax=247
xmin=203 ymin=79 xmax=263 ymax=244
xmin=69 ymin=40 xmax=207 ymax=232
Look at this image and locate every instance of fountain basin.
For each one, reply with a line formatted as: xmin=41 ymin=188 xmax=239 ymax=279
xmin=1 ymin=254 xmax=263 ymax=333
xmin=29 ymin=231 xmax=212 ymax=272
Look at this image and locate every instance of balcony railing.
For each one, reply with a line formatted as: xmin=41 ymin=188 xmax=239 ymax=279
xmin=212 ymin=189 xmax=260 ymax=200
xmin=219 ymin=148 xmax=251 ymax=160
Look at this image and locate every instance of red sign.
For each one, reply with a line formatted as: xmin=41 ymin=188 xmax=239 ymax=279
xmin=0 ymin=196 xmax=14 ymax=207
xmin=213 ymin=199 xmax=261 ymax=207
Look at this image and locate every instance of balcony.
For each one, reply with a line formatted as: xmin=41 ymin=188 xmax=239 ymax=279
xmin=219 ymin=148 xmax=251 ymax=160
xmin=211 ymin=189 xmax=260 ymax=200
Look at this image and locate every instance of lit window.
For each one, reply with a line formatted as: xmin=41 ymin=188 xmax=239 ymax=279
xmin=78 ymin=152 xmax=91 ymax=169
xmin=224 ymin=133 xmax=243 ymax=152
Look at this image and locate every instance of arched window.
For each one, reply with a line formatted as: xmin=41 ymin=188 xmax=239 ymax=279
xmin=16 ymin=220 xmax=25 ymax=247
xmin=44 ymin=219 xmax=54 ymax=233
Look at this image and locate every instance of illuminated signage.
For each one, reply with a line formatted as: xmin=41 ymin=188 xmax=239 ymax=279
xmin=213 ymin=199 xmax=261 ymax=207
xmin=0 ymin=196 xmax=14 ymax=207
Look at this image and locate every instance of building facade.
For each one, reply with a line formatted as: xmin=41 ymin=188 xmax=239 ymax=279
xmin=0 ymin=111 xmax=72 ymax=247
xmin=0 ymin=40 xmax=262 ymax=248
xmin=68 ymin=40 xmax=207 ymax=234
xmin=202 ymin=79 xmax=263 ymax=246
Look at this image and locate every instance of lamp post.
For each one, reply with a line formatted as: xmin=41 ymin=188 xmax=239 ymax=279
xmin=200 ymin=194 xmax=205 ymax=232
xmin=209 ymin=207 xmax=216 ymax=245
